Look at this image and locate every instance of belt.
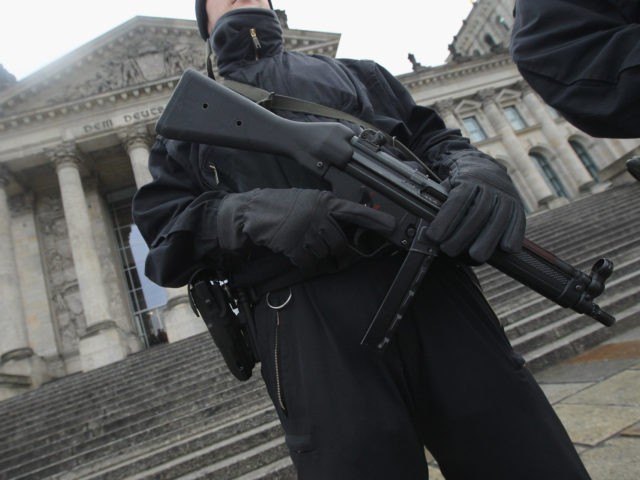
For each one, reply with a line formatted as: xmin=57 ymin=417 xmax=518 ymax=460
xmin=228 ymin=252 xmax=360 ymax=302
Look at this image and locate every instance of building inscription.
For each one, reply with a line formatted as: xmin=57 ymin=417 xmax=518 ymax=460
xmin=81 ymin=106 xmax=165 ymax=135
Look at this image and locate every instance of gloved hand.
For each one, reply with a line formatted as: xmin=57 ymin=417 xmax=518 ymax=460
xmin=426 ymin=153 xmax=526 ymax=263
xmin=217 ymin=188 xmax=396 ymax=269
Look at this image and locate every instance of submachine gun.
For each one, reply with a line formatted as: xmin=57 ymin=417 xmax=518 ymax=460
xmin=158 ymin=68 xmax=615 ymax=354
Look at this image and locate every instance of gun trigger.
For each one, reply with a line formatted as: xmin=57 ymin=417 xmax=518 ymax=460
xmin=360 ymin=129 xmax=386 ymax=150
xmin=359 ymin=187 xmax=373 ymax=207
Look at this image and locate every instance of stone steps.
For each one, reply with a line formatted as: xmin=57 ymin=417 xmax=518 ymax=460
xmin=511 ymin=268 xmax=640 ymax=368
xmin=476 ymin=183 xmax=640 ymax=288
xmin=2 ymin=381 xmax=272 ymax=479
xmin=52 ymin=407 xmax=285 ymax=480
xmin=1 ymin=359 xmax=233 ymax=447
xmin=0 ymin=182 xmax=638 ymax=480
xmin=0 ymin=343 xmax=233 ymax=448
xmin=0 ymin=334 xmax=216 ymax=422
xmin=480 ymin=228 xmax=640 ymax=299
xmin=494 ymin=247 xmax=640 ymax=327
xmin=524 ymin=300 xmax=640 ymax=371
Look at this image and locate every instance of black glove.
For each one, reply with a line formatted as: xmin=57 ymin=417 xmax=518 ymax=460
xmin=217 ymin=188 xmax=396 ymax=269
xmin=426 ymin=153 xmax=526 ymax=263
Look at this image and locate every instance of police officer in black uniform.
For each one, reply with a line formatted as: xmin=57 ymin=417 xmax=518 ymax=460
xmin=511 ymin=0 xmax=640 ymax=139
xmin=132 ymin=1 xmax=592 ymax=478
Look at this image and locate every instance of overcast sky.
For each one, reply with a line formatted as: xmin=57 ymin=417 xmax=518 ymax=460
xmin=0 ymin=1 xmax=475 ymax=81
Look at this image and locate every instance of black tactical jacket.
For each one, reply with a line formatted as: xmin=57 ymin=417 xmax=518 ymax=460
xmin=132 ymin=9 xmax=475 ymax=288
xmin=511 ymin=0 xmax=640 ymax=138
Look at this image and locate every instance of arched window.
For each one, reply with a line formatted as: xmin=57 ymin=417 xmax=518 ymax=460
xmin=530 ymin=152 xmax=568 ymax=198
xmin=484 ymin=33 xmax=496 ymax=48
xmin=496 ymin=15 xmax=510 ymax=31
xmin=503 ymin=106 xmax=527 ymax=130
xmin=569 ymin=140 xmax=599 ymax=180
xmin=462 ymin=116 xmax=488 ymax=142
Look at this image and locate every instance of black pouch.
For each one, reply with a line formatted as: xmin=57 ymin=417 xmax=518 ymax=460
xmin=188 ymin=270 xmax=257 ymax=381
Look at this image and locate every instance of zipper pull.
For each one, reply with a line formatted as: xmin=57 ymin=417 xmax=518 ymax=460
xmin=249 ymin=28 xmax=262 ymax=60
xmin=208 ymin=163 xmax=219 ymax=185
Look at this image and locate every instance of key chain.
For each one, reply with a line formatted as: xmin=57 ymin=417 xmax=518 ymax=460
xmin=266 ymin=288 xmax=293 ymax=412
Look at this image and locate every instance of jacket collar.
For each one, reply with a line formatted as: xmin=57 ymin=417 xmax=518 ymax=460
xmin=211 ymin=8 xmax=284 ymax=77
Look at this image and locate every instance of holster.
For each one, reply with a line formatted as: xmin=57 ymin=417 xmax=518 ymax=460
xmin=188 ymin=270 xmax=257 ymax=381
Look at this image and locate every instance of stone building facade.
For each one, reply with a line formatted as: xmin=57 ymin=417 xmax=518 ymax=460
xmin=0 ymin=1 xmax=637 ymax=400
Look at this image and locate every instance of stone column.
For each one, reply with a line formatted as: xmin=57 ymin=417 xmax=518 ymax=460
xmin=120 ymin=130 xmax=204 ymax=343
xmin=434 ymin=99 xmax=460 ymax=130
xmin=0 ymin=169 xmax=48 ymax=399
xmin=479 ymin=89 xmax=556 ymax=208
xmin=10 ymin=194 xmax=58 ymax=359
xmin=520 ymin=85 xmax=594 ymax=192
xmin=49 ymin=145 xmax=128 ymax=371
xmin=0 ymin=168 xmax=33 ymax=368
xmin=120 ymin=128 xmax=154 ymax=187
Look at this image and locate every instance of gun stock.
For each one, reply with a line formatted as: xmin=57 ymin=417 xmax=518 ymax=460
xmin=156 ymin=68 xmax=354 ymax=172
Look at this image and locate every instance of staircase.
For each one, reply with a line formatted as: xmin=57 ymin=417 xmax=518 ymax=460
xmin=475 ymin=181 xmax=640 ymax=370
xmin=0 ymin=335 xmax=295 ymax=480
xmin=0 ymin=182 xmax=638 ymax=480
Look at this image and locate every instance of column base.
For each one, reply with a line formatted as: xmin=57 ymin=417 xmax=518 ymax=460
xmin=163 ymin=295 xmax=207 ymax=343
xmin=0 ymin=373 xmax=31 ymax=401
xmin=588 ymin=181 xmax=612 ymax=194
xmin=538 ymin=195 xmax=570 ymax=210
xmin=79 ymin=321 xmax=129 ymax=372
xmin=0 ymin=349 xmax=49 ymax=398
xmin=578 ymin=179 xmax=597 ymax=193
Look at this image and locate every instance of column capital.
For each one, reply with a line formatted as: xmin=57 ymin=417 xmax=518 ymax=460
xmin=9 ymin=192 xmax=35 ymax=217
xmin=46 ymin=142 xmax=84 ymax=172
xmin=0 ymin=165 xmax=13 ymax=189
xmin=118 ymin=127 xmax=152 ymax=153
xmin=434 ymin=98 xmax=456 ymax=113
xmin=477 ymin=88 xmax=497 ymax=105
xmin=515 ymin=79 xmax=534 ymax=96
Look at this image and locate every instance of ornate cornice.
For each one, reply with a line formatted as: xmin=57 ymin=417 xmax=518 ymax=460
xmin=0 ymin=76 xmax=180 ymax=133
xmin=0 ymin=19 xmax=340 ymax=134
xmin=46 ymin=142 xmax=85 ymax=172
xmin=401 ymin=52 xmax=514 ymax=92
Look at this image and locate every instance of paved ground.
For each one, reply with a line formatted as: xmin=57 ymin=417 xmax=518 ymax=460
xmin=535 ymin=326 xmax=640 ymax=480
xmin=426 ymin=326 xmax=640 ymax=479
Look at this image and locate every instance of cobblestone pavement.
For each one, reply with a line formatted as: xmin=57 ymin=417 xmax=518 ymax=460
xmin=426 ymin=326 xmax=640 ymax=479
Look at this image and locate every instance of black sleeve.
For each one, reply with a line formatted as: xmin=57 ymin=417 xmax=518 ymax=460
xmin=511 ymin=0 xmax=640 ymax=138
xmin=364 ymin=62 xmax=481 ymax=179
xmin=132 ymin=137 xmax=231 ymax=287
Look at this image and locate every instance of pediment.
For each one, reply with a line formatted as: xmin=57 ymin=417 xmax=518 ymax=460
xmin=495 ymin=88 xmax=521 ymax=105
xmin=0 ymin=15 xmax=340 ymax=119
xmin=454 ymin=99 xmax=482 ymax=114
xmin=0 ymin=17 xmax=204 ymax=118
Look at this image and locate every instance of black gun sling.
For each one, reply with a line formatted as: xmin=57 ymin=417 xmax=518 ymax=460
xmin=221 ymin=78 xmax=438 ymax=178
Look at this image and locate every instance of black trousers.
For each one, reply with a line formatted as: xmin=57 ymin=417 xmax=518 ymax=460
xmin=250 ymin=255 xmax=591 ymax=480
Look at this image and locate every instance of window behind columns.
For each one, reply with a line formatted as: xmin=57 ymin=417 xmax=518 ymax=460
xmin=108 ymin=188 xmax=168 ymax=348
xmin=503 ymin=106 xmax=527 ymax=131
xmin=462 ymin=116 xmax=488 ymax=142
xmin=569 ymin=139 xmax=600 ymax=181
xmin=530 ymin=152 xmax=569 ymax=198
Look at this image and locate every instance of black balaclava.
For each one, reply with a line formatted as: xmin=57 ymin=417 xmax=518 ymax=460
xmin=195 ymin=0 xmax=274 ymax=40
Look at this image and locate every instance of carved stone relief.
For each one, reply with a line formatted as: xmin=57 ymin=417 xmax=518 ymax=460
xmin=51 ymin=35 xmax=205 ymax=105
xmin=36 ymin=194 xmax=86 ymax=357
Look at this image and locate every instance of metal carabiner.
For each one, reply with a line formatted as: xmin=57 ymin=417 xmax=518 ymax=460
xmin=266 ymin=288 xmax=293 ymax=311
